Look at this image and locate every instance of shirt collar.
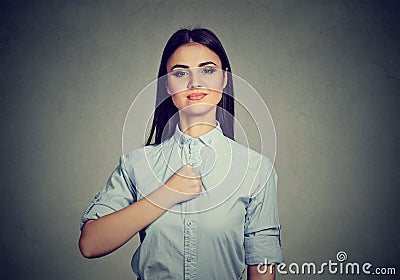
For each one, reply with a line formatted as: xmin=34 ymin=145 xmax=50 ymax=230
xmin=173 ymin=121 xmax=224 ymax=147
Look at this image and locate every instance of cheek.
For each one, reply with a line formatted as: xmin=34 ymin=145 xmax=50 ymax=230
xmin=171 ymin=94 xmax=185 ymax=109
xmin=214 ymin=92 xmax=223 ymax=104
xmin=167 ymin=77 xmax=188 ymax=95
xmin=204 ymin=75 xmax=225 ymax=92
xmin=208 ymin=90 xmax=223 ymax=105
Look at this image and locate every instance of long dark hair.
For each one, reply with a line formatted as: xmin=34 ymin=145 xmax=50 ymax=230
xmin=145 ymin=28 xmax=235 ymax=145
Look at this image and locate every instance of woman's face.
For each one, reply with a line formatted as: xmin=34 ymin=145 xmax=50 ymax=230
xmin=166 ymin=43 xmax=227 ymax=114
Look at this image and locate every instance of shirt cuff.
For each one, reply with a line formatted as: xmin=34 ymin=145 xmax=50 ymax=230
xmin=244 ymin=231 xmax=283 ymax=265
xmin=80 ymin=203 xmax=116 ymax=230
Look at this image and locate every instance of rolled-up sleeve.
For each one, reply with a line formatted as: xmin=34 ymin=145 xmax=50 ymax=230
xmin=80 ymin=155 xmax=137 ymax=229
xmin=244 ymin=162 xmax=283 ymax=265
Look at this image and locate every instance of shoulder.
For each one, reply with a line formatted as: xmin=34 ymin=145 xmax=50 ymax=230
xmin=226 ymin=138 xmax=277 ymax=196
xmin=226 ymin=137 xmax=274 ymax=172
xmin=124 ymin=144 xmax=160 ymax=160
xmin=122 ymin=137 xmax=175 ymax=167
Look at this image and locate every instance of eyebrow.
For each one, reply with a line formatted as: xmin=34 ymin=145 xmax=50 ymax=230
xmin=169 ymin=61 xmax=217 ymax=71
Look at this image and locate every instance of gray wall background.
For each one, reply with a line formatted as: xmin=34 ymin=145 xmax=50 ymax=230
xmin=1 ymin=1 xmax=399 ymax=279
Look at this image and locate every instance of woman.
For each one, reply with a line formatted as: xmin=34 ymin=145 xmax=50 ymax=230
xmin=79 ymin=28 xmax=283 ymax=280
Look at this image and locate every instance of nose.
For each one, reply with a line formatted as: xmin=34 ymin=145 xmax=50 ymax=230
xmin=187 ymin=71 xmax=202 ymax=89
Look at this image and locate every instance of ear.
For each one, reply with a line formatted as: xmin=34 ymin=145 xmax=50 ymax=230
xmin=223 ymin=68 xmax=228 ymax=89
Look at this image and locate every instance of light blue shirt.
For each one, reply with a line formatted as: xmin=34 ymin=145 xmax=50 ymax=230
xmin=81 ymin=122 xmax=283 ymax=279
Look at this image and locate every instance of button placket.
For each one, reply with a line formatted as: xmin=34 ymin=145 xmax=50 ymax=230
xmin=188 ymin=139 xmax=202 ymax=167
xmin=183 ymin=139 xmax=200 ymax=279
xmin=183 ymin=213 xmax=197 ymax=279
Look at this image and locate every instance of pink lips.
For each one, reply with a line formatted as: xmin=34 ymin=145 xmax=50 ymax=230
xmin=187 ymin=93 xmax=207 ymax=100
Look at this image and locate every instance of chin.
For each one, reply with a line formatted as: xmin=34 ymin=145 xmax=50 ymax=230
xmin=179 ymin=103 xmax=217 ymax=117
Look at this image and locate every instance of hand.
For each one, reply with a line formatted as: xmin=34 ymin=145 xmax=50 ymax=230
xmin=163 ymin=164 xmax=202 ymax=204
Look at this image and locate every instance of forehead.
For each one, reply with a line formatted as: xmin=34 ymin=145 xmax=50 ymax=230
xmin=167 ymin=43 xmax=222 ymax=70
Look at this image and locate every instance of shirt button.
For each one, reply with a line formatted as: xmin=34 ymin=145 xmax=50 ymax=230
xmin=94 ymin=193 xmax=101 ymax=202
xmin=187 ymin=256 xmax=193 ymax=262
xmin=187 ymin=221 xmax=193 ymax=226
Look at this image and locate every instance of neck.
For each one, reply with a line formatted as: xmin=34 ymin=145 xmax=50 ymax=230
xmin=178 ymin=111 xmax=217 ymax=138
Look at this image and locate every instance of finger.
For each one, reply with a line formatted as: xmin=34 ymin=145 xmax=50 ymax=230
xmin=186 ymin=165 xmax=201 ymax=178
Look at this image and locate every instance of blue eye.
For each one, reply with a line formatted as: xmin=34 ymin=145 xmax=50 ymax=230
xmin=202 ymin=67 xmax=217 ymax=74
xmin=172 ymin=70 xmax=188 ymax=78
